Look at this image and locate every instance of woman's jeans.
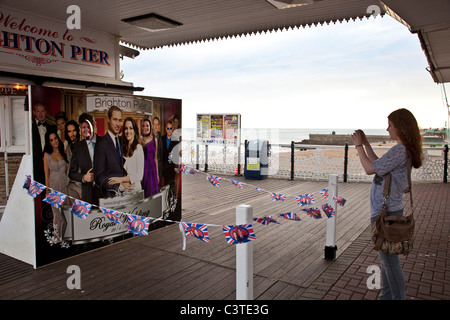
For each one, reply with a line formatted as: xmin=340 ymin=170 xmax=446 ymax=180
xmin=371 ymin=210 xmax=406 ymax=300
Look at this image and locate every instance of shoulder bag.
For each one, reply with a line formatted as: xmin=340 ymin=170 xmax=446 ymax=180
xmin=371 ymin=159 xmax=415 ymax=255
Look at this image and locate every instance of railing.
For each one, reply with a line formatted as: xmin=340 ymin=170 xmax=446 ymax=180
xmin=182 ymin=140 xmax=449 ymax=183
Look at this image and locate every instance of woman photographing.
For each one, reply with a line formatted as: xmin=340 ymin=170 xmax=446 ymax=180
xmin=352 ymin=108 xmax=423 ymax=300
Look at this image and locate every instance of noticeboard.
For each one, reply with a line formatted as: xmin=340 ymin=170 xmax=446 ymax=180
xmin=196 ymin=114 xmax=241 ymax=146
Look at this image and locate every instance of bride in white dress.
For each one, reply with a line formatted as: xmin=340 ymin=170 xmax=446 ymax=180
xmin=108 ymin=117 xmax=144 ymax=192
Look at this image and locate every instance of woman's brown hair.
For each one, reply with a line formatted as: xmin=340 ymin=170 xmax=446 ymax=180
xmin=122 ymin=117 xmax=140 ymax=157
xmin=388 ymin=108 xmax=423 ymax=168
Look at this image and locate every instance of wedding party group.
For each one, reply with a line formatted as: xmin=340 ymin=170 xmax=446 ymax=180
xmin=32 ymin=100 xmax=181 ymax=241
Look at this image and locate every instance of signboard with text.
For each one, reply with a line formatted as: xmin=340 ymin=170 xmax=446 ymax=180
xmin=0 ymin=7 xmax=118 ymax=81
xmin=86 ymin=94 xmax=153 ymax=114
xmin=63 ymin=187 xmax=169 ymax=244
xmin=196 ymin=114 xmax=241 ymax=146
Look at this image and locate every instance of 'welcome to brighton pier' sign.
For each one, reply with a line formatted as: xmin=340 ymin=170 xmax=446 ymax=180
xmin=0 ymin=7 xmax=118 ymax=80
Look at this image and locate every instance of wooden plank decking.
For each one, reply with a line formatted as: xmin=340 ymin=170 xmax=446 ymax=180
xmin=0 ymin=173 xmax=372 ymax=300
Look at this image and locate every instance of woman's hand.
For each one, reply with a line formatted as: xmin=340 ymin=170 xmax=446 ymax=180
xmin=108 ymin=176 xmax=124 ymax=185
xmin=352 ymin=129 xmax=366 ymax=146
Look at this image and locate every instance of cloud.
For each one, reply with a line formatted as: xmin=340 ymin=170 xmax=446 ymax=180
xmin=121 ymin=15 xmax=446 ymax=130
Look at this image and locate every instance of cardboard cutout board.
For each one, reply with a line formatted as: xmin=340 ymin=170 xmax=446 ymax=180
xmin=0 ymin=84 xmax=182 ymax=267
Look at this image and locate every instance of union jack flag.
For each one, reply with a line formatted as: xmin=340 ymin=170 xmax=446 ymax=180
xmin=296 ymin=194 xmax=315 ymax=206
xmin=256 ymin=187 xmax=264 ymax=194
xmin=302 ymin=207 xmax=322 ymax=219
xmin=43 ymin=190 xmax=67 ymax=208
xmin=223 ymin=224 xmax=256 ymax=244
xmin=189 ymin=168 xmax=199 ymax=175
xmin=320 ymin=188 xmax=329 ymax=200
xmin=322 ymin=203 xmax=336 ymax=218
xmin=230 ymin=180 xmax=244 ymax=189
xmin=332 ymin=196 xmax=346 ymax=207
xmin=207 ymin=174 xmax=221 ymax=187
xmin=253 ymin=216 xmax=279 ymax=225
xmin=181 ymin=164 xmax=190 ymax=174
xmin=182 ymin=222 xmax=210 ymax=242
xmin=71 ymin=199 xmax=92 ymax=219
xmin=27 ymin=180 xmax=46 ymax=198
xmin=100 ymin=207 xmax=124 ymax=224
xmin=279 ymin=212 xmax=301 ymax=221
xmin=127 ymin=214 xmax=151 ymax=235
xmin=23 ymin=175 xmax=32 ymax=190
xmin=270 ymin=192 xmax=286 ymax=202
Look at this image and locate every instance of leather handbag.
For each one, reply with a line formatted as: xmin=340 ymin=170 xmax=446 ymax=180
xmin=371 ymin=161 xmax=415 ymax=255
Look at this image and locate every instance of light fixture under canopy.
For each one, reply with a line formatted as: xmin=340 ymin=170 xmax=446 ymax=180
xmin=121 ymin=13 xmax=183 ymax=32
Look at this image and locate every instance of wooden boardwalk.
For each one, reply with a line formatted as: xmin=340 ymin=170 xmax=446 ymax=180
xmin=0 ymin=173 xmax=372 ymax=300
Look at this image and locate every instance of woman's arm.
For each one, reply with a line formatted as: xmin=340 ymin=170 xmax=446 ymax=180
xmin=355 ymin=145 xmax=375 ymax=175
xmin=352 ymin=130 xmax=375 ymax=175
xmin=136 ymin=144 xmax=144 ymax=183
xmin=154 ymin=138 xmax=159 ymax=182
xmin=108 ymin=176 xmax=130 ymax=185
xmin=43 ymin=153 xmax=50 ymax=193
xmin=358 ymin=130 xmax=379 ymax=162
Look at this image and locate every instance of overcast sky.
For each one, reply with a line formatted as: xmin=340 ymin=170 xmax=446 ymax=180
xmin=120 ymin=15 xmax=448 ymax=131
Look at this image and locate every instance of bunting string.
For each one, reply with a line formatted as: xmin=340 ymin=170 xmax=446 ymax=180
xmin=22 ymin=164 xmax=347 ymax=249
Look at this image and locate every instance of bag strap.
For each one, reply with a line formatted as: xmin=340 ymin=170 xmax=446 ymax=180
xmin=405 ymin=155 xmax=414 ymax=213
xmin=383 ymin=154 xmax=414 ymax=213
xmin=383 ymin=173 xmax=391 ymax=201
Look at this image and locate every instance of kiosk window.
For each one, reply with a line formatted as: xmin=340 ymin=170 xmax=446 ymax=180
xmin=0 ymin=97 xmax=27 ymax=152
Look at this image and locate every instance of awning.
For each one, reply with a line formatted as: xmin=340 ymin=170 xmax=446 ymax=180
xmin=1 ymin=0 xmax=383 ymax=50
xmin=0 ymin=71 xmax=144 ymax=94
xmin=1 ymin=0 xmax=449 ymax=83
xmin=382 ymin=0 xmax=450 ymax=83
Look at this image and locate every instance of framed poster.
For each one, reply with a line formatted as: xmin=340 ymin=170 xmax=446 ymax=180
xmin=196 ymin=114 xmax=241 ymax=146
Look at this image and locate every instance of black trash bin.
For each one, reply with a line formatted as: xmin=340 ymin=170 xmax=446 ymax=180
xmin=244 ymin=140 xmax=269 ymax=180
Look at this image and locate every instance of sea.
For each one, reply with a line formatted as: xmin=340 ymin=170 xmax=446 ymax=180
xmin=181 ymin=128 xmax=387 ymax=146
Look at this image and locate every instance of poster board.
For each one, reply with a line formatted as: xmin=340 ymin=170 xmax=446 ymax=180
xmin=0 ymin=7 xmax=120 ymax=83
xmin=196 ymin=114 xmax=241 ymax=146
xmin=12 ymin=85 xmax=182 ymax=267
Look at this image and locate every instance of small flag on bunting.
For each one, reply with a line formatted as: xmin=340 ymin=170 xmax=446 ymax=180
xmin=296 ymin=194 xmax=315 ymax=206
xmin=181 ymin=164 xmax=190 ymax=174
xmin=100 ymin=207 xmax=123 ymax=224
xmin=43 ymin=190 xmax=67 ymax=208
xmin=270 ymin=192 xmax=286 ymax=202
xmin=27 ymin=180 xmax=46 ymax=198
xmin=188 ymin=168 xmax=199 ymax=175
xmin=322 ymin=203 xmax=336 ymax=218
xmin=71 ymin=199 xmax=92 ymax=219
xmin=279 ymin=212 xmax=302 ymax=221
xmin=253 ymin=216 xmax=279 ymax=225
xmin=302 ymin=207 xmax=322 ymax=219
xmin=320 ymin=188 xmax=329 ymax=200
xmin=229 ymin=180 xmax=244 ymax=189
xmin=206 ymin=174 xmax=221 ymax=187
xmin=256 ymin=187 xmax=264 ymax=194
xmin=182 ymin=222 xmax=210 ymax=242
xmin=23 ymin=175 xmax=32 ymax=190
xmin=332 ymin=196 xmax=346 ymax=207
xmin=127 ymin=214 xmax=151 ymax=235
xmin=223 ymin=224 xmax=256 ymax=244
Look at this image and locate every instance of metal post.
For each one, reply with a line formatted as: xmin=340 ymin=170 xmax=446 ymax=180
xmin=343 ymin=142 xmax=348 ymax=183
xmin=236 ymin=204 xmax=253 ymax=300
xmin=237 ymin=143 xmax=241 ymax=176
xmin=290 ymin=141 xmax=295 ymax=181
xmin=204 ymin=144 xmax=208 ymax=172
xmin=196 ymin=144 xmax=199 ymax=170
xmin=324 ymin=174 xmax=338 ymax=260
xmin=444 ymin=144 xmax=448 ymax=183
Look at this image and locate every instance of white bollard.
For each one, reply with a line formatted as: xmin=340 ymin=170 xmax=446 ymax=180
xmin=236 ymin=204 xmax=253 ymax=300
xmin=325 ymin=174 xmax=338 ymax=260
